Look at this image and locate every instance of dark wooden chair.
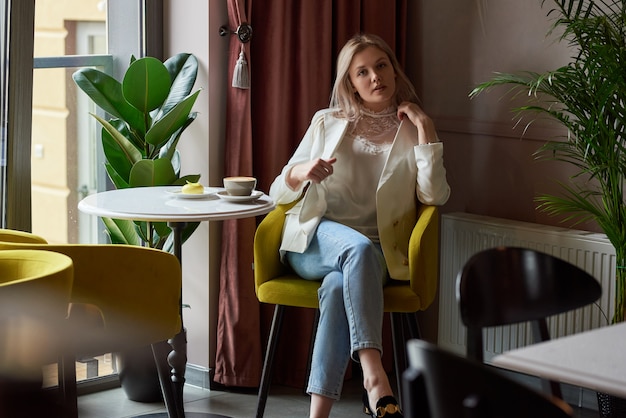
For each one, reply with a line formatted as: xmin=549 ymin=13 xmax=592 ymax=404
xmin=456 ymin=246 xmax=602 ymax=398
xmin=402 ymin=339 xmax=574 ymax=418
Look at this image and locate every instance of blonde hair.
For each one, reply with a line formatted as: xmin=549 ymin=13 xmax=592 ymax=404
xmin=330 ymin=33 xmax=417 ymax=121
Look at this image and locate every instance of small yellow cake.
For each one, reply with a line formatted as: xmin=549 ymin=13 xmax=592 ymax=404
xmin=182 ymin=181 xmax=204 ymax=194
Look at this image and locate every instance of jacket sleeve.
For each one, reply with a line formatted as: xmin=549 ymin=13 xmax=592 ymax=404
xmin=414 ymin=142 xmax=451 ymax=206
xmin=269 ymin=110 xmax=329 ymax=204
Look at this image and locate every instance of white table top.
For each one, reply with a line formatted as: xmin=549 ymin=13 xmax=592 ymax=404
xmin=492 ymin=322 xmax=626 ymax=398
xmin=78 ymin=186 xmax=275 ymax=222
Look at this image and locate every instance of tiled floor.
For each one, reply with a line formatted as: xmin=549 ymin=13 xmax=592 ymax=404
xmin=78 ymin=377 xmax=600 ymax=418
xmin=79 ymin=378 xmax=363 ymax=418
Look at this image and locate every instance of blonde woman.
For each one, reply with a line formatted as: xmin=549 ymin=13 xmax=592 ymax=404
xmin=269 ymin=33 xmax=450 ymax=418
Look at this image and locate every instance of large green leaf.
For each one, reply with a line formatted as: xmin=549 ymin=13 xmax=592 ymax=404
xmin=102 ymin=217 xmax=141 ymax=245
xmin=158 ymin=53 xmax=199 ymax=119
xmin=159 ymin=114 xmax=197 ymax=162
xmin=93 ymin=114 xmax=142 ymax=165
xmin=174 ymin=174 xmax=201 ymax=185
xmin=104 ymin=161 xmax=130 ymax=189
xmin=123 ymin=57 xmax=171 ymax=113
xmin=102 ymin=126 xmax=135 ymax=182
xmin=73 ymin=68 xmax=146 ymax=135
xmin=145 ymin=91 xmax=200 ymax=148
xmin=128 ymin=158 xmax=177 ymax=187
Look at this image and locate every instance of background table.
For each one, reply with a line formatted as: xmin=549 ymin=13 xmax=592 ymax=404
xmin=492 ymin=322 xmax=626 ymax=398
xmin=78 ymin=186 xmax=274 ymax=418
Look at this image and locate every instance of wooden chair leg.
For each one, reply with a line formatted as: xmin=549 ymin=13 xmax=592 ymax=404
xmin=256 ymin=304 xmax=285 ymax=418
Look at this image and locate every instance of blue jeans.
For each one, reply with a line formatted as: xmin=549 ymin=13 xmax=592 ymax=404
xmin=285 ymin=218 xmax=388 ymax=400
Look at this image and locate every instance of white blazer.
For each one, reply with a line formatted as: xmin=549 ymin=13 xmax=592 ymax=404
xmin=269 ymin=109 xmax=450 ymax=281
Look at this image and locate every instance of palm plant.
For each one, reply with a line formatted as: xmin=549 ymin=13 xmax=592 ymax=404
xmin=470 ymin=0 xmax=626 ymax=323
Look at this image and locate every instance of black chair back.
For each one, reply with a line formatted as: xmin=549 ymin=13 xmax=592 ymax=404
xmin=402 ymin=339 xmax=574 ymax=418
xmin=456 ymin=246 xmax=602 ymax=398
xmin=458 ymin=246 xmax=602 ymax=360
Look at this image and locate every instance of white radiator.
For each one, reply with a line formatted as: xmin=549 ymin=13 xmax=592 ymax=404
xmin=438 ymin=212 xmax=616 ymax=362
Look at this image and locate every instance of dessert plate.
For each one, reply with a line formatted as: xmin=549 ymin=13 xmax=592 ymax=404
xmin=166 ymin=188 xmax=215 ymax=199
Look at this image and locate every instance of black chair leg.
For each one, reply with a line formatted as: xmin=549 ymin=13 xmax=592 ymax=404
xmin=391 ymin=312 xmax=422 ymax=409
xmin=404 ymin=311 xmax=422 ymax=340
xmin=531 ymin=320 xmax=563 ymax=399
xmin=303 ymin=309 xmax=320 ymax=395
xmin=59 ymin=355 xmax=78 ymax=418
xmin=390 ymin=313 xmax=406 ymax=407
xmin=402 ymin=367 xmax=431 ymax=418
xmin=256 ymin=304 xmax=285 ymax=418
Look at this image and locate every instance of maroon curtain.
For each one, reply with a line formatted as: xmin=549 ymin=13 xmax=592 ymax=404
xmin=215 ymin=0 xmax=409 ymax=388
xmin=214 ymin=0 xmax=260 ymax=387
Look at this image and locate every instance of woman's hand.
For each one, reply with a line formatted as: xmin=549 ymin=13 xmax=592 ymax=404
xmin=397 ymin=101 xmax=438 ymax=145
xmin=287 ymin=157 xmax=337 ymax=189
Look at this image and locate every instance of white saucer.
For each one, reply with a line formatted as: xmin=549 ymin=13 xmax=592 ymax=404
xmin=216 ymin=190 xmax=263 ymax=202
xmin=166 ymin=188 xmax=215 ymax=199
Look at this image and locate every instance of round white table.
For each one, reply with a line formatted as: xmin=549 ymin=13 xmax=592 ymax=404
xmin=78 ymin=186 xmax=274 ymax=418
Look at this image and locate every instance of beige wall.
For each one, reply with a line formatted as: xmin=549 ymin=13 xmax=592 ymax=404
xmin=164 ymin=0 xmax=228 ymax=373
xmin=413 ymin=0 xmax=588 ymax=229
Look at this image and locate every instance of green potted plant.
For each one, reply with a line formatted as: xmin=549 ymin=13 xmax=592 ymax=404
xmin=73 ymin=52 xmax=202 ymax=401
xmin=470 ymin=0 xmax=625 ymax=413
xmin=73 ymin=52 xmax=202 ymax=251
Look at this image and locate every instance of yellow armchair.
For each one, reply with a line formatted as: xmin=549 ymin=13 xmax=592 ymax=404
xmin=253 ymin=204 xmax=439 ymax=417
xmin=0 ymin=231 xmax=182 ymax=418
xmin=0 ymin=249 xmax=74 ymax=377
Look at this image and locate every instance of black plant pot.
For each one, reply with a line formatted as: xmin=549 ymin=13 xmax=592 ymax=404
xmin=597 ymin=392 xmax=626 ymax=418
xmin=116 ymin=345 xmax=163 ymax=403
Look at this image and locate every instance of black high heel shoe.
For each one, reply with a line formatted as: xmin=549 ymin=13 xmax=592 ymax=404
xmin=362 ymin=391 xmax=403 ymax=417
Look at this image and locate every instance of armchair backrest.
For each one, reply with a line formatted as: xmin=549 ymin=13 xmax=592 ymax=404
xmin=253 ymin=200 xmax=300 ymax=293
xmin=0 ymin=239 xmax=182 ymax=353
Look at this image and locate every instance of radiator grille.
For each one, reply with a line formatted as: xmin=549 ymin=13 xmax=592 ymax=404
xmin=438 ymin=212 xmax=616 ymax=362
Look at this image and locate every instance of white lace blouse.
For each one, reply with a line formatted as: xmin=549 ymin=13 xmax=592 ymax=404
xmin=324 ymin=107 xmax=399 ymax=242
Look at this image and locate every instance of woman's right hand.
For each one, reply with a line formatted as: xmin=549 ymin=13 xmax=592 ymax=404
xmin=287 ymin=157 xmax=337 ymax=189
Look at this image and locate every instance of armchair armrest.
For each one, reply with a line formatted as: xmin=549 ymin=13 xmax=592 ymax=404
xmin=408 ymin=205 xmax=439 ymax=310
xmin=253 ymin=201 xmax=299 ymax=293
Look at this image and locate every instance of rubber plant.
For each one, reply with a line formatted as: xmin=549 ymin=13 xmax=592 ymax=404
xmin=470 ymin=0 xmax=626 ymax=323
xmin=73 ymin=53 xmax=202 ymax=251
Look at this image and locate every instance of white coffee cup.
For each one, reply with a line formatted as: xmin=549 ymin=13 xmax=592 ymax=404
xmin=223 ymin=176 xmax=257 ymax=196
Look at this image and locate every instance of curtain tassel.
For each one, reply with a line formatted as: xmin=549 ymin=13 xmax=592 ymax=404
xmin=232 ymin=48 xmax=250 ymax=89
